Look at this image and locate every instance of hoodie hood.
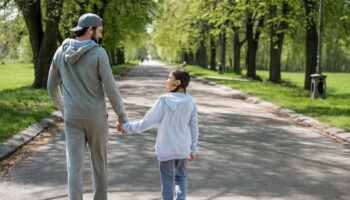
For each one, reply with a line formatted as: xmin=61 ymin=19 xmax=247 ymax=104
xmin=62 ymin=38 xmax=100 ymax=65
xmin=163 ymin=93 xmax=193 ymax=111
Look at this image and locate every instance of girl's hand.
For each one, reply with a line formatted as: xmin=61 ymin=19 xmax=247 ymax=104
xmin=117 ymin=123 xmax=128 ymax=135
xmin=189 ymin=155 xmax=195 ymax=161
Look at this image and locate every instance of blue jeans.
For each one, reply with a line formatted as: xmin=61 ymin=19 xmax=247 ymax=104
xmin=159 ymin=159 xmax=188 ymax=200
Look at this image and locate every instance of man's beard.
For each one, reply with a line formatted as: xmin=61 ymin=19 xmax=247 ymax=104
xmin=91 ymin=30 xmax=102 ymax=44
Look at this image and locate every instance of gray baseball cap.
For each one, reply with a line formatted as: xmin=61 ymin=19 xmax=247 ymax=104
xmin=70 ymin=13 xmax=103 ymax=32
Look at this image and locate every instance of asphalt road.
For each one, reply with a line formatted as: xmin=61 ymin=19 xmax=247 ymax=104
xmin=1 ymin=62 xmax=350 ymax=200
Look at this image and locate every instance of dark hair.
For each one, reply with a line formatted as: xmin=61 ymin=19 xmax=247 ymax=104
xmin=75 ymin=27 xmax=97 ymax=37
xmin=171 ymin=69 xmax=191 ymax=93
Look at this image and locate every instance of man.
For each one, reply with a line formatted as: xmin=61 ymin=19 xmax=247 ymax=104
xmin=48 ymin=13 xmax=128 ymax=200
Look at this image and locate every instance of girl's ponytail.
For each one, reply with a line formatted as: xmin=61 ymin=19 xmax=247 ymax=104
xmin=171 ymin=69 xmax=190 ymax=93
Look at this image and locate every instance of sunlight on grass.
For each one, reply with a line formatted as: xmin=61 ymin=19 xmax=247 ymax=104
xmin=0 ymin=62 xmax=138 ymax=143
xmin=0 ymin=63 xmax=34 ymax=90
xmin=165 ymin=62 xmax=350 ymax=132
xmin=112 ymin=61 xmax=138 ymax=75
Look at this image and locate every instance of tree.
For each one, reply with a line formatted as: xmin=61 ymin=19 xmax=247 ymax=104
xmin=245 ymin=5 xmax=266 ymax=79
xmin=219 ymin=23 xmax=227 ymax=73
xmin=151 ymin=0 xmax=350 ymax=75
xmin=209 ymin=35 xmax=217 ymax=70
xmin=188 ymin=0 xmax=211 ymax=68
xmin=93 ymin=0 xmax=157 ymax=64
xmin=14 ymin=0 xmax=64 ymax=88
xmin=195 ymin=37 xmax=208 ymax=68
xmin=11 ymin=0 xmax=157 ymax=88
xmin=226 ymin=0 xmax=247 ymax=74
xmin=303 ymin=0 xmax=318 ymax=90
xmin=323 ymin=0 xmax=350 ymax=72
xmin=0 ymin=2 xmax=31 ymax=62
xmin=268 ymin=1 xmax=290 ymax=83
xmin=152 ymin=0 xmax=200 ymax=62
xmin=233 ymin=26 xmax=245 ymax=74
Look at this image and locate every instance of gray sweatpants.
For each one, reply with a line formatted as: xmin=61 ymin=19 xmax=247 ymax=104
xmin=64 ymin=116 xmax=109 ymax=200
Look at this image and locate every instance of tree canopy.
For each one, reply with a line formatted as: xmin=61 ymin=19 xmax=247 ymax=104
xmin=151 ymin=0 xmax=350 ymax=89
xmin=0 ymin=0 xmax=157 ymax=88
xmin=1 ymin=0 xmax=349 ymax=89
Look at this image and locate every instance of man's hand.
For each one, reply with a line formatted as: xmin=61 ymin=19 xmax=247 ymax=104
xmin=189 ymin=155 xmax=195 ymax=161
xmin=117 ymin=123 xmax=128 ymax=135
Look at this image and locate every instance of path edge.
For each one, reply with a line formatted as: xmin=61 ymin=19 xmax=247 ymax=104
xmin=171 ymin=65 xmax=350 ymax=146
xmin=0 ymin=63 xmax=139 ymax=161
xmin=0 ymin=111 xmax=62 ymax=160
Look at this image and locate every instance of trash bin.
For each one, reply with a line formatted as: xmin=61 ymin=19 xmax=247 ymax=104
xmin=310 ymin=73 xmax=327 ymax=99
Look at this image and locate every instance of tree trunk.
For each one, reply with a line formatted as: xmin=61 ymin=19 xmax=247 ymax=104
xmin=269 ymin=5 xmax=281 ymax=82
xmin=114 ymin=50 xmax=118 ymax=65
xmin=188 ymin=52 xmax=195 ymax=65
xmin=219 ymin=28 xmax=226 ymax=74
xmin=110 ymin=49 xmax=117 ymax=65
xmin=37 ymin=0 xmax=64 ymax=87
xmin=233 ymin=31 xmax=241 ymax=74
xmin=264 ymin=40 xmax=269 ymax=68
xmin=246 ymin=12 xmax=264 ymax=79
xmin=202 ymin=40 xmax=208 ymax=68
xmin=182 ymin=51 xmax=188 ymax=63
xmin=269 ymin=2 xmax=289 ymax=83
xmin=15 ymin=0 xmax=64 ymax=88
xmin=303 ymin=0 xmax=318 ymax=90
xmin=210 ymin=36 xmax=216 ymax=71
xmin=195 ymin=48 xmax=200 ymax=66
xmin=116 ymin=46 xmax=125 ymax=64
xmin=233 ymin=27 xmax=245 ymax=74
xmin=195 ymin=40 xmax=208 ymax=68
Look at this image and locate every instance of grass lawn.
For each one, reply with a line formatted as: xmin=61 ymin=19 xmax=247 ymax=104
xmin=0 ymin=61 xmax=137 ymax=143
xmin=112 ymin=61 xmax=137 ymax=75
xmin=166 ymin=62 xmax=350 ymax=132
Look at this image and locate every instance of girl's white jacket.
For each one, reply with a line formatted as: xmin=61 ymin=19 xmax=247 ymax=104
xmin=123 ymin=93 xmax=199 ymax=161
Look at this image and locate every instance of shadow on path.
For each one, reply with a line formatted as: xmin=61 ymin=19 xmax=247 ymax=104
xmin=1 ymin=62 xmax=350 ymax=200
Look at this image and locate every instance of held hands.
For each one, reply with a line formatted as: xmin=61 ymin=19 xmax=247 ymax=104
xmin=116 ymin=123 xmax=194 ymax=160
xmin=117 ymin=123 xmax=195 ymax=160
xmin=117 ymin=123 xmax=128 ymax=135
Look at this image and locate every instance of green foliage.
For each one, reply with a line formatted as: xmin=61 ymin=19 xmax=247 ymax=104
xmin=0 ymin=87 xmax=55 ymax=143
xmin=166 ymin=62 xmax=350 ymax=132
xmin=152 ymin=0 xmax=195 ymax=60
xmin=60 ymin=0 xmax=158 ymax=58
xmin=0 ymin=63 xmax=55 ymax=143
xmin=111 ymin=60 xmax=138 ymax=75
xmin=152 ymin=0 xmax=350 ymax=72
xmin=17 ymin=35 xmax=33 ymax=62
xmin=101 ymin=0 xmax=157 ymax=52
xmin=0 ymin=2 xmax=31 ymax=62
xmin=1 ymin=0 xmax=157 ymax=63
xmin=0 ymin=62 xmax=137 ymax=143
xmin=125 ymin=33 xmax=153 ymax=60
xmin=0 ymin=63 xmax=34 ymax=90
xmin=59 ymin=0 xmax=91 ymax=40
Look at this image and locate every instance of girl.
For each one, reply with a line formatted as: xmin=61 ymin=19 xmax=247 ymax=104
xmin=118 ymin=69 xmax=199 ymax=200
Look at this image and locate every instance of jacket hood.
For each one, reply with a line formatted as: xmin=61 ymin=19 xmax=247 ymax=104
xmin=163 ymin=93 xmax=193 ymax=111
xmin=62 ymin=38 xmax=100 ymax=65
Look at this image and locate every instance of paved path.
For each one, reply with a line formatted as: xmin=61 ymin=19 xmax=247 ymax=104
xmin=1 ymin=62 xmax=350 ymax=200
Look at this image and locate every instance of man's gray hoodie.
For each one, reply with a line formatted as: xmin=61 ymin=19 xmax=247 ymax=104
xmin=47 ymin=39 xmax=128 ymax=123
